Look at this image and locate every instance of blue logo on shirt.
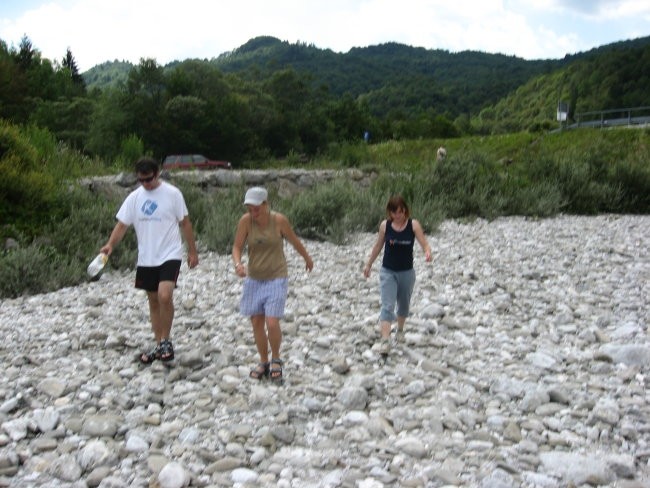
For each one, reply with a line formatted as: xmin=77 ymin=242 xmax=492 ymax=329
xmin=141 ymin=200 xmax=158 ymax=216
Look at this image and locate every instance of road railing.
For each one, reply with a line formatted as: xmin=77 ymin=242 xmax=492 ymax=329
xmin=574 ymin=106 xmax=650 ymax=128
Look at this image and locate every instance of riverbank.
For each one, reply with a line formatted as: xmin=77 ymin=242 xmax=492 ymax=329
xmin=1 ymin=215 xmax=648 ymax=487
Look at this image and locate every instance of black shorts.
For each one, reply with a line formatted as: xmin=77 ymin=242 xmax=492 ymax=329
xmin=135 ymin=260 xmax=181 ymax=292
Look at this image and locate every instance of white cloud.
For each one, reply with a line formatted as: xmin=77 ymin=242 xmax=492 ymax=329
xmin=0 ymin=0 xmax=647 ymax=71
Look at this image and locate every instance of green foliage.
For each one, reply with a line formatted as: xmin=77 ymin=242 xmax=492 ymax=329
xmin=477 ymin=42 xmax=650 ymax=134
xmin=5 ymin=33 xmax=650 ymax=165
xmin=176 ymin=182 xmax=246 ymax=254
xmin=416 ymin=153 xmax=508 ymax=220
xmin=83 ymin=60 xmax=134 ymax=89
xmin=0 ymin=184 xmax=136 ymax=298
xmin=215 ymin=37 xmax=560 ymax=120
xmin=0 ymin=245 xmax=79 ymax=298
xmin=43 ymin=186 xmax=136 ymax=265
xmin=29 ymin=96 xmax=95 ymax=150
xmin=115 ymin=134 xmax=146 ymax=170
xmin=23 ymin=124 xmax=58 ymax=158
xmin=1 ymin=119 xmax=649 ymax=298
xmin=326 ymin=141 xmax=372 ymax=167
xmin=0 ymin=121 xmax=110 ymax=237
xmin=0 ymin=120 xmax=58 ymax=233
xmin=287 ymin=179 xmax=383 ymax=243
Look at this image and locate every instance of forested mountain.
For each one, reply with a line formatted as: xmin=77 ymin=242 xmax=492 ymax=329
xmin=1 ymin=33 xmax=647 ymax=165
xmin=85 ymin=36 xmax=562 ymax=117
xmin=478 ymin=39 xmax=650 ymax=133
xmin=209 ymin=36 xmax=561 ymax=118
xmin=82 ymin=60 xmax=133 ymax=89
xmin=84 ymin=34 xmax=650 ymax=128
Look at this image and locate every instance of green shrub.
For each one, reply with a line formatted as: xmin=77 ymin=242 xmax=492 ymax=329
xmin=0 ymin=121 xmax=59 ymax=235
xmin=0 ymin=245 xmax=83 ymax=298
xmin=326 ymin=141 xmax=370 ymax=167
xmin=425 ymin=152 xmax=506 ymax=219
xmin=23 ymin=124 xmax=58 ymax=159
xmin=287 ymin=179 xmax=381 ymax=243
xmin=611 ymin=160 xmax=650 ymax=213
xmin=114 ymin=134 xmax=146 ymax=171
xmin=180 ymin=183 xmax=246 ymax=254
xmin=45 ymin=186 xmax=138 ymax=268
xmin=554 ymin=158 xmax=622 ymax=214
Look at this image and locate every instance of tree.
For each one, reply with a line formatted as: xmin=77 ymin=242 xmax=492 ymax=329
xmin=62 ymin=48 xmax=85 ymax=89
xmin=16 ymin=35 xmax=35 ymax=71
xmin=121 ymin=58 xmax=168 ymax=156
xmin=0 ymin=40 xmax=26 ymax=121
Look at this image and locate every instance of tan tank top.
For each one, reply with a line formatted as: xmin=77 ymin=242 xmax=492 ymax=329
xmin=247 ymin=211 xmax=288 ymax=280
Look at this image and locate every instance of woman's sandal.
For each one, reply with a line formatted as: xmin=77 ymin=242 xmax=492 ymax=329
xmin=250 ymin=362 xmax=270 ymax=380
xmin=159 ymin=339 xmax=174 ymax=362
xmin=270 ymin=358 xmax=284 ymax=384
xmin=140 ymin=344 xmax=161 ymax=364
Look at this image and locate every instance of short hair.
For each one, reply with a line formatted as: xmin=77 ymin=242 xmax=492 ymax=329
xmin=134 ymin=157 xmax=159 ymax=175
xmin=385 ymin=194 xmax=410 ymax=219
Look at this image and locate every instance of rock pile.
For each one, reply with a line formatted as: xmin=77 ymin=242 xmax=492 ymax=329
xmin=0 ymin=215 xmax=648 ymax=487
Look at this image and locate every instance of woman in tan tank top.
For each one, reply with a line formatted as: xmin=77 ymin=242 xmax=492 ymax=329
xmin=232 ymin=187 xmax=314 ymax=383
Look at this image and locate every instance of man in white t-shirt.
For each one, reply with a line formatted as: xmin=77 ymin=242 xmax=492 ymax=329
xmin=100 ymin=157 xmax=199 ymax=364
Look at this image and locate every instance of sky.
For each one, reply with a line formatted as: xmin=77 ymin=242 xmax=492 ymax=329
xmin=1 ymin=0 xmax=649 ymax=72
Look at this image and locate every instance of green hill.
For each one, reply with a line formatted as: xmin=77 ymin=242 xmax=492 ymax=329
xmin=477 ymin=40 xmax=650 ymax=133
xmin=83 ymin=35 xmax=650 ymax=133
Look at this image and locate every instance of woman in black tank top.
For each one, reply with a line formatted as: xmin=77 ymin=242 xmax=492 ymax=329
xmin=363 ymin=195 xmax=433 ymax=355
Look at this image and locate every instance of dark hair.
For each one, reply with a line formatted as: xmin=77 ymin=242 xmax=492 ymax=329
xmin=134 ymin=157 xmax=159 ymax=175
xmin=386 ymin=194 xmax=410 ymax=219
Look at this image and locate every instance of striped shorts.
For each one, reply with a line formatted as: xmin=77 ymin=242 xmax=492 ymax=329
xmin=240 ymin=277 xmax=289 ymax=318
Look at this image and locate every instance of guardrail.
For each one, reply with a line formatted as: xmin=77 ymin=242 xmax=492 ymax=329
xmin=573 ymin=106 xmax=650 ymax=128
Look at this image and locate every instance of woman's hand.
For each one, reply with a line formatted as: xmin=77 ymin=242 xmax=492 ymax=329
xmin=234 ymin=262 xmax=246 ymax=277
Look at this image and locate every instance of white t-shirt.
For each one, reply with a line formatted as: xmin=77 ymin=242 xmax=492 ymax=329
xmin=116 ymin=181 xmax=188 ymax=266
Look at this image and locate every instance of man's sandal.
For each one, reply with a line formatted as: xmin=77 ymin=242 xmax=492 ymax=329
xmin=159 ymin=339 xmax=174 ymax=362
xmin=250 ymin=362 xmax=270 ymax=380
xmin=270 ymin=358 xmax=284 ymax=384
xmin=140 ymin=344 xmax=161 ymax=364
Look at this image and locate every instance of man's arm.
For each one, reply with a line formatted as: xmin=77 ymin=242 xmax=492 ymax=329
xmin=180 ymin=216 xmax=199 ymax=268
xmin=100 ymin=221 xmax=129 ymax=256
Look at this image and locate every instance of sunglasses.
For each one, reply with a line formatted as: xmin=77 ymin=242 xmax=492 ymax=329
xmin=137 ymin=174 xmax=156 ymax=183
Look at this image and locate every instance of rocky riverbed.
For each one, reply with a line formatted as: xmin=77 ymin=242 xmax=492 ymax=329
xmin=0 ymin=215 xmax=648 ymax=488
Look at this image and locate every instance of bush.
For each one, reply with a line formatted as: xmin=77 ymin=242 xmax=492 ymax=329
xmin=326 ymin=141 xmax=370 ymax=167
xmin=555 ymin=158 xmax=622 ymax=214
xmin=611 ymin=160 xmax=650 ymax=213
xmin=45 ymin=186 xmax=138 ymax=268
xmin=0 ymin=121 xmax=58 ymax=236
xmin=114 ymin=134 xmax=146 ymax=171
xmin=0 ymin=185 xmax=137 ymax=298
xmin=180 ymin=183 xmax=246 ymax=254
xmin=425 ymin=152 xmax=506 ymax=219
xmin=0 ymin=245 xmax=83 ymax=298
xmin=287 ymin=179 xmax=382 ymax=243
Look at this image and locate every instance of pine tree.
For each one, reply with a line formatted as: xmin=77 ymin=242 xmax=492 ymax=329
xmin=63 ymin=47 xmax=84 ymax=87
xmin=16 ymin=35 xmax=34 ymax=71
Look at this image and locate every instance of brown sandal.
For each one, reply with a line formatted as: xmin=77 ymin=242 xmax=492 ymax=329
xmin=140 ymin=344 xmax=161 ymax=364
xmin=159 ymin=339 xmax=174 ymax=362
xmin=250 ymin=362 xmax=269 ymax=380
xmin=270 ymin=358 xmax=284 ymax=384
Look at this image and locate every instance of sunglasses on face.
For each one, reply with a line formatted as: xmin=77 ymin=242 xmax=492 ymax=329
xmin=137 ymin=174 xmax=156 ymax=183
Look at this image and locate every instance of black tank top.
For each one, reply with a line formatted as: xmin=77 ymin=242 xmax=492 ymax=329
xmin=382 ymin=219 xmax=415 ymax=271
